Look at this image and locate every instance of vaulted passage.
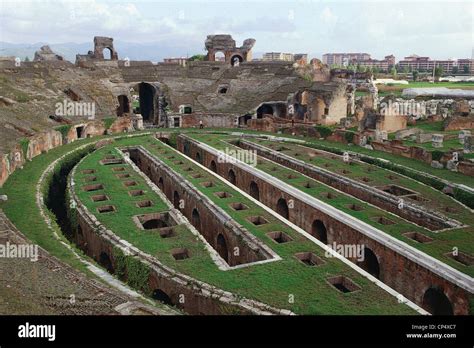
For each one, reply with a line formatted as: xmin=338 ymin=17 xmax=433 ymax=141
xmin=249 ymin=181 xmax=260 ymax=200
xmin=216 ymin=233 xmax=229 ymax=262
xmin=257 ymin=104 xmax=274 ymax=118
xmin=173 ymin=191 xmax=180 ymax=209
xmin=276 ymin=198 xmax=289 ymax=219
xmin=422 ymin=287 xmax=453 ymax=315
xmin=228 ymin=169 xmax=236 ymax=185
xmin=358 ymin=247 xmax=380 ymax=279
xmin=311 ymin=220 xmax=328 ymax=244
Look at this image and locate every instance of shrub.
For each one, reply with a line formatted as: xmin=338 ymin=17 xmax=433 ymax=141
xmin=431 ymin=150 xmax=444 ymax=162
xmin=344 ymin=131 xmax=355 ymax=144
xmin=315 ymin=126 xmax=333 ymax=139
xmin=55 ymin=125 xmax=72 ymax=140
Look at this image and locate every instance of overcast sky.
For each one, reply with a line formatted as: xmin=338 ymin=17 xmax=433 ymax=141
xmin=0 ymin=0 xmax=472 ymax=60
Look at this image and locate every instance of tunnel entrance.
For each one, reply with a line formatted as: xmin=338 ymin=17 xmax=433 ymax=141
xmin=216 ymin=233 xmax=229 ymax=262
xmin=210 ymin=160 xmax=217 ymax=173
xmin=173 ymin=191 xmax=181 ymax=210
xmin=99 ymin=252 xmax=114 ymax=273
xmin=249 ymin=181 xmax=260 ymax=200
xmin=357 ymin=247 xmax=380 ymax=279
xmin=422 ymin=287 xmax=454 ymax=315
xmin=311 ymin=220 xmax=328 ymax=244
xmin=192 ymin=208 xmax=201 ymax=231
xmin=137 ymin=82 xmax=157 ymax=122
xmin=276 ymin=198 xmax=289 ymax=219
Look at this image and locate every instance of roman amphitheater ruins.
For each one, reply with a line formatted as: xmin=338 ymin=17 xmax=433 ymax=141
xmin=0 ymin=35 xmax=473 ymax=316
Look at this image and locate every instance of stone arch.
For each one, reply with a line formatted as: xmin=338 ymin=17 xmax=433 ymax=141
xmin=210 ymin=160 xmax=217 ymax=173
xmin=422 ymin=287 xmax=453 ymax=315
xmin=117 ymin=95 xmax=130 ymax=116
xmin=99 ymin=252 xmax=114 ymax=273
xmin=257 ymin=104 xmax=274 ymax=118
xmin=216 ymin=233 xmax=229 ymax=263
xmin=102 ymin=47 xmax=113 ymax=60
xmin=192 ymin=208 xmax=201 ymax=231
xmin=152 ymin=289 xmax=174 ymax=306
xmin=173 ymin=190 xmax=181 ymax=210
xmin=311 ymin=219 xmax=328 ymax=244
xmin=231 ymin=54 xmax=243 ymax=66
xmin=214 ymin=51 xmax=225 ymax=62
xmin=249 ymin=181 xmax=260 ymax=200
xmin=358 ymin=247 xmax=380 ymax=279
xmin=276 ymin=198 xmax=289 ymax=219
xmin=228 ymin=169 xmax=236 ymax=185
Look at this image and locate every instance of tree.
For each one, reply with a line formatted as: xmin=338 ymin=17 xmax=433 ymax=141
xmin=412 ymin=70 xmax=419 ymax=81
xmin=434 ymin=66 xmax=444 ymax=77
xmin=24 ymin=56 xmax=30 ymax=62
xmin=390 ymin=66 xmax=397 ymax=77
xmin=452 ymin=66 xmax=459 ymax=74
xmin=463 ymin=65 xmax=470 ymax=74
xmin=188 ymin=54 xmax=205 ymax=61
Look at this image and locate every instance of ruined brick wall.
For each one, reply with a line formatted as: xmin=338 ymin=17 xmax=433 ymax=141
xmin=178 ymin=136 xmax=472 ymax=314
xmin=458 ymin=161 xmax=474 ymax=177
xmin=444 ymin=116 xmax=474 ymax=131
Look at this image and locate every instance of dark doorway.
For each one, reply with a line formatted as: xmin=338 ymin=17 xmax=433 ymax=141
xmin=152 ymin=289 xmax=174 ymax=306
xmin=239 ymin=114 xmax=252 ymax=126
xmin=311 ymin=220 xmax=328 ymax=244
xmin=158 ymin=177 xmax=164 ymax=191
xmin=99 ymin=252 xmax=114 ymax=273
xmin=138 ymin=83 xmax=156 ymax=122
xmin=76 ymin=126 xmax=84 ymax=139
xmin=422 ymin=287 xmax=454 ymax=315
xmin=196 ymin=152 xmax=201 ymax=163
xmin=228 ymin=169 xmax=236 ymax=185
xmin=173 ymin=191 xmax=180 ymax=210
xmin=210 ymin=160 xmax=217 ymax=173
xmin=192 ymin=208 xmax=201 ymax=230
xmin=231 ymin=55 xmax=243 ymax=66
xmin=216 ymin=233 xmax=229 ymax=262
xmin=276 ymin=198 xmax=289 ymax=219
xmin=358 ymin=247 xmax=380 ymax=278
xmin=117 ymin=95 xmax=130 ymax=116
xmin=249 ymin=181 xmax=260 ymax=200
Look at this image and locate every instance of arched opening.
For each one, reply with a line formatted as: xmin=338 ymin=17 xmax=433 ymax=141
xmin=422 ymin=287 xmax=453 ymax=315
xmin=276 ymin=198 xmax=289 ymax=219
xmin=158 ymin=177 xmax=164 ymax=191
xmin=218 ymin=86 xmax=228 ymax=94
xmin=216 ymin=233 xmax=229 ymax=262
xmin=103 ymin=47 xmax=112 ymax=60
xmin=173 ymin=191 xmax=181 ymax=210
xmin=249 ymin=181 xmax=260 ymax=200
xmin=231 ymin=54 xmax=243 ymax=66
xmin=117 ymin=95 xmax=130 ymax=116
xmin=99 ymin=252 xmax=114 ymax=273
xmin=228 ymin=169 xmax=236 ymax=185
xmin=137 ymin=82 xmax=156 ymax=122
xmin=214 ymin=51 xmax=225 ymax=62
xmin=210 ymin=160 xmax=217 ymax=173
xmin=311 ymin=219 xmax=328 ymax=244
xmin=196 ymin=152 xmax=201 ymax=163
xmin=152 ymin=289 xmax=174 ymax=306
xmin=192 ymin=208 xmax=201 ymax=231
xmin=358 ymin=247 xmax=380 ymax=278
xmin=257 ymin=104 xmax=274 ymax=118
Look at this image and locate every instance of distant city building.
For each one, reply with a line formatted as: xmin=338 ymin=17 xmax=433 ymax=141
xmin=294 ymin=53 xmax=308 ymax=65
xmin=397 ymin=55 xmax=474 ymax=73
xmin=322 ymin=53 xmax=394 ymax=72
xmin=322 ymin=53 xmax=371 ymax=66
xmin=262 ymin=52 xmax=294 ymax=62
xmin=163 ymin=57 xmax=188 ymax=66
